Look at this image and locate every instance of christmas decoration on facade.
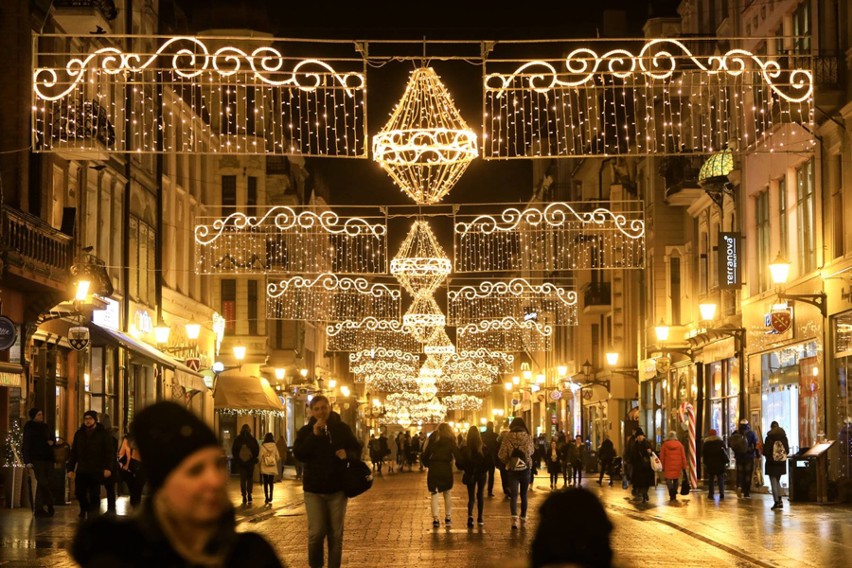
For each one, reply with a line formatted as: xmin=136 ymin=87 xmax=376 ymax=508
xmin=266 ymin=273 xmax=400 ymax=321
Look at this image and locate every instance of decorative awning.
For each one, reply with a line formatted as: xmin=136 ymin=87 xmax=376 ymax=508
xmin=214 ymin=375 xmax=284 ymax=414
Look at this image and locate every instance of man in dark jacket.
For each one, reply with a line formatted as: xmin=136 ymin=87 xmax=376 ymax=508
xmin=231 ymin=424 xmax=260 ymax=504
xmin=293 ymin=395 xmax=361 ymax=568
xmin=701 ymin=428 xmax=729 ymax=499
xmin=481 ymin=421 xmax=500 ymax=497
xmin=23 ymin=408 xmax=56 ymax=517
xmin=597 ymin=436 xmax=615 ymax=486
xmin=763 ymin=420 xmax=790 ymax=510
xmin=731 ymin=419 xmax=759 ymax=498
xmin=67 ymin=410 xmax=114 ymax=518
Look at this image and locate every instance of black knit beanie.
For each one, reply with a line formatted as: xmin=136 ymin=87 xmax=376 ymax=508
xmin=83 ymin=410 xmax=98 ymax=421
xmin=131 ymin=401 xmax=219 ymax=492
xmin=531 ymin=488 xmax=614 ymax=568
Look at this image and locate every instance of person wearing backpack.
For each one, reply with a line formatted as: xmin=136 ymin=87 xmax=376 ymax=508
xmin=259 ymin=433 xmax=280 ymax=505
xmin=498 ymin=417 xmax=535 ymax=529
xmin=232 ymin=424 xmax=260 ymax=505
xmin=701 ymin=429 xmax=729 ymax=500
xmin=729 ymin=419 xmax=759 ymax=498
xmin=459 ymin=426 xmax=493 ymax=527
xmin=763 ymin=420 xmax=790 ymax=510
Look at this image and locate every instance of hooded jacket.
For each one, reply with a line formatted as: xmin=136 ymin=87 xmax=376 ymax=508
xmin=293 ymin=411 xmax=361 ymax=494
xmin=231 ymin=431 xmax=260 ymax=468
xmin=23 ymin=419 xmax=54 ymax=463
xmin=763 ymin=425 xmax=790 ymax=477
xmin=701 ymin=435 xmax=729 ymax=475
xmin=498 ymin=430 xmax=535 ymax=470
xmin=259 ymin=442 xmax=280 ymax=476
xmin=659 ymin=438 xmax=687 ymax=479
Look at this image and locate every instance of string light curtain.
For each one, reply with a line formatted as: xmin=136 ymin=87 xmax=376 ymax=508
xmin=448 ymin=277 xmax=579 ymax=326
xmin=266 ymin=273 xmax=400 ymax=321
xmin=33 ymin=36 xmax=367 ymax=156
xmin=391 ymin=220 xmax=452 ymax=297
xmin=325 ymin=317 xmax=419 ymax=352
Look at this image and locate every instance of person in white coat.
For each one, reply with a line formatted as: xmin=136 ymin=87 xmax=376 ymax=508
xmin=259 ymin=433 xmax=280 ymax=505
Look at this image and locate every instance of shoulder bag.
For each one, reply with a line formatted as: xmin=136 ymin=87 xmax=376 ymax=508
xmin=343 ymin=459 xmax=373 ymax=498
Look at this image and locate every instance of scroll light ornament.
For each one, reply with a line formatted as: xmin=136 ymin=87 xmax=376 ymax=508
xmin=441 ymin=394 xmax=483 ymax=411
xmin=424 ymin=327 xmax=456 ymax=367
xmin=372 ymin=67 xmax=478 ymax=204
xmin=391 ymin=220 xmax=452 ymax=297
xmin=402 ymin=294 xmax=446 ymax=344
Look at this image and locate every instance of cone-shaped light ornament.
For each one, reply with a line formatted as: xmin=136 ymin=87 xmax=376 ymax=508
xmin=391 ymin=220 xmax=452 ymax=297
xmin=424 ymin=327 xmax=455 ymax=367
xmin=403 ymin=295 xmax=445 ymax=343
xmin=372 ymin=67 xmax=478 ymax=204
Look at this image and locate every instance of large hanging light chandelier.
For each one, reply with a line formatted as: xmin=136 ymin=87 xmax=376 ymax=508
xmin=391 ymin=220 xmax=452 ymax=297
xmin=372 ymin=66 xmax=478 ymax=204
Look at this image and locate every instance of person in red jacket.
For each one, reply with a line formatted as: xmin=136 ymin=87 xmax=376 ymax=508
xmin=659 ymin=431 xmax=687 ymax=501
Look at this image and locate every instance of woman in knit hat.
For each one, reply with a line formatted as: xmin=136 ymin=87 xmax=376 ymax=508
xmin=71 ymin=401 xmax=284 ymax=567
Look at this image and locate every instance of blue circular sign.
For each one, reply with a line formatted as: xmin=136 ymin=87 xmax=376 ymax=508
xmin=0 ymin=316 xmax=17 ymax=351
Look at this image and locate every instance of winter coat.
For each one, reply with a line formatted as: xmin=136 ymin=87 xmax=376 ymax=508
xmin=763 ymin=426 xmax=790 ymax=477
xmin=71 ymin=499 xmax=283 ymax=567
xmin=421 ymin=434 xmax=462 ymax=493
xmin=498 ymin=430 xmax=535 ymax=470
xmin=68 ymin=423 xmax=115 ymax=475
xmin=459 ymin=443 xmax=493 ymax=480
xmin=731 ymin=425 xmax=760 ymax=459
xmin=598 ymin=438 xmax=615 ymax=462
xmin=564 ymin=442 xmax=584 ymax=465
xmin=629 ymin=438 xmax=656 ymax=488
xmin=232 ymin=433 xmax=260 ymax=469
xmin=293 ymin=411 xmax=361 ymax=495
xmin=23 ymin=420 xmax=54 ymax=464
xmin=659 ymin=439 xmax=687 ymax=480
xmin=544 ymin=446 xmax=564 ymax=475
xmin=481 ymin=429 xmax=500 ymax=460
xmin=259 ymin=442 xmax=280 ymax=476
xmin=701 ymin=435 xmax=729 ymax=476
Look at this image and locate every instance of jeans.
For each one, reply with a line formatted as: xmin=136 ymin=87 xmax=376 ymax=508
xmin=262 ymin=473 xmax=275 ymax=501
xmin=598 ymin=459 xmax=612 ymax=484
xmin=572 ymin=461 xmax=583 ymax=485
xmin=431 ymin=490 xmax=452 ymax=519
xmin=304 ymin=491 xmax=347 ymax=568
xmin=508 ymin=469 xmax=530 ymax=518
xmin=665 ymin=477 xmax=679 ymax=499
xmin=239 ymin=464 xmax=254 ymax=499
xmin=769 ymin=475 xmax=783 ymax=504
xmin=486 ymin=463 xmax=496 ymax=495
xmin=736 ymin=456 xmax=754 ymax=496
xmin=707 ymin=472 xmax=725 ymax=497
xmin=466 ymin=472 xmax=486 ymax=519
xmin=497 ymin=463 xmax=511 ymax=496
xmin=31 ymin=461 xmax=55 ymax=512
xmin=75 ymin=471 xmax=101 ymax=516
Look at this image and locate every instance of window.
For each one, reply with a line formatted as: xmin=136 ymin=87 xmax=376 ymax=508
xmin=756 ymin=191 xmax=770 ymax=292
xmin=699 ymin=231 xmax=708 ymax=294
xmin=792 ymin=1 xmax=810 ymax=54
xmin=221 ymin=279 xmax=236 ymax=334
xmin=248 ymin=279 xmax=258 ymax=335
xmin=778 ymin=176 xmax=788 ymax=258
xmin=796 ymin=159 xmax=816 ymax=274
xmin=670 ymin=256 xmax=682 ymax=324
xmin=708 ymin=359 xmax=740 ymax=444
xmin=222 ymin=175 xmax=237 ymax=217
xmin=831 ymin=154 xmax=844 ymax=259
xmin=247 ymin=176 xmax=258 ymax=207
xmin=129 ymin=216 xmax=155 ymax=305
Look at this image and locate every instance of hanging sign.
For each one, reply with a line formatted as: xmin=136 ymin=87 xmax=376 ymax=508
xmin=0 ymin=316 xmax=17 ymax=351
xmin=768 ymin=305 xmax=793 ymax=334
xmin=185 ymin=358 xmax=200 ymax=372
xmin=718 ymin=232 xmax=743 ymax=289
xmin=68 ymin=326 xmax=90 ymax=351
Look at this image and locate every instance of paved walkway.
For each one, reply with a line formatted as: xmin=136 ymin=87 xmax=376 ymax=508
xmin=1 ymin=467 xmax=850 ymax=567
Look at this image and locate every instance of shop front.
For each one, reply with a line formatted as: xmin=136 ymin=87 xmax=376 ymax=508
xmin=213 ymin=374 xmax=286 ymax=465
xmin=830 ymin=310 xmax=852 ymax=488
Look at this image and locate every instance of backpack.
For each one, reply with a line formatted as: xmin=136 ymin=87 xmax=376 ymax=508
xmin=772 ymin=440 xmax=788 ymax=462
xmin=728 ymin=431 xmax=747 ymax=454
xmin=509 ymin=445 xmax=528 ymax=471
xmin=262 ymin=450 xmax=276 ymax=467
xmin=239 ymin=443 xmax=253 ymax=463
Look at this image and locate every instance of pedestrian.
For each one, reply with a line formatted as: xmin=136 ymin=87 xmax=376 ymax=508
xmin=544 ymin=439 xmax=563 ymax=490
xmin=701 ymin=428 xmax=729 ymax=500
xmin=624 ymin=426 xmax=638 ymax=493
xmin=763 ymin=420 xmax=790 ymax=510
xmin=276 ymin=434 xmax=288 ymax=480
xmin=421 ymin=422 xmax=463 ymax=528
xmin=628 ymin=428 xmax=655 ymax=502
xmin=293 ymin=395 xmax=361 ymax=568
xmin=67 ymin=410 xmax=114 ymax=519
xmin=117 ymin=431 xmax=144 ymax=507
xmin=70 ymin=401 xmax=284 ymax=567
xmin=597 ymin=436 xmax=615 ymax=486
xmin=481 ymin=421 xmax=499 ymax=497
xmin=566 ymin=435 xmax=585 ymax=486
xmin=418 ymin=431 xmax=428 ymax=471
xmin=368 ymin=434 xmax=381 ymax=473
xmin=22 ymin=408 xmax=56 ymax=517
xmin=409 ymin=431 xmax=421 ymax=471
xmin=232 ymin=424 xmax=260 ymax=505
xmin=555 ymin=431 xmax=570 ymax=488
xmin=460 ymin=426 xmax=492 ymax=527
xmin=259 ymin=433 xmax=280 ymax=505
xmin=496 ymin=423 xmax=512 ymax=498
xmin=498 ymin=417 xmax=535 ymax=529
xmin=530 ymin=488 xmax=614 ymax=568
xmin=378 ymin=430 xmax=390 ymax=473
xmin=402 ymin=431 xmax=413 ymax=471
xmin=99 ymin=413 xmax=119 ymax=513
xmin=729 ymin=418 xmax=759 ymax=498
xmin=395 ymin=432 xmax=404 ymax=470
xmin=659 ymin=431 xmax=687 ymax=501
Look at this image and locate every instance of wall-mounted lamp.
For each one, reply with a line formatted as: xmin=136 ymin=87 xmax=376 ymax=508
xmin=769 ymin=252 xmax=826 ymax=317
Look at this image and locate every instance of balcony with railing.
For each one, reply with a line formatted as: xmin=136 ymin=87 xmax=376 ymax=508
xmin=1 ymin=207 xmax=73 ymax=291
xmin=47 ymin=98 xmax=116 ymax=160
xmin=582 ymin=281 xmax=611 ymax=315
xmin=659 ymin=155 xmax=705 ymax=206
xmin=53 ymin=0 xmax=118 ymax=34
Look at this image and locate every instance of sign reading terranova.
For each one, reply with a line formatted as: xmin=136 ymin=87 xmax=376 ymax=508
xmin=718 ymin=232 xmax=742 ymax=290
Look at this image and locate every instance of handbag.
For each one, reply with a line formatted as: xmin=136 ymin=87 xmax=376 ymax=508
xmin=342 ymin=459 xmax=373 ymax=498
xmin=650 ymin=451 xmax=663 ymax=473
xmin=680 ymin=471 xmax=690 ymax=495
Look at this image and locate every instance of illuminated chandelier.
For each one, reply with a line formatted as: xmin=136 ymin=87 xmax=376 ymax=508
xmin=403 ymin=294 xmax=446 ymax=343
xmin=372 ymin=67 xmax=478 ymax=204
xmin=424 ymin=327 xmax=455 ymax=367
xmin=390 ymin=220 xmax=452 ymax=297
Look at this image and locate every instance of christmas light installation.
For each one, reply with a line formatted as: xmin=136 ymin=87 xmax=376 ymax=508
xmin=448 ymin=277 xmax=579 ymax=326
xmin=325 ymin=317 xmax=419 ymax=353
xmin=441 ymin=394 xmax=483 ymax=411
xmin=33 ymin=36 xmax=367 ymax=156
xmin=402 ymin=294 xmax=446 ymax=344
xmin=457 ymin=317 xmax=552 ymax=352
xmin=390 ymin=220 xmax=452 ymax=297
xmin=372 ymin=67 xmax=477 ymax=204
xmin=266 ymin=273 xmax=400 ymax=321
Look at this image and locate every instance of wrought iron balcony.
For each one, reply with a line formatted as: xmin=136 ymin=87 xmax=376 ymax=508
xmin=659 ymin=155 xmax=704 ymax=205
xmin=582 ymin=281 xmax=611 ymax=315
xmin=53 ymin=0 xmax=118 ymax=35
xmin=47 ymin=99 xmax=116 ymax=160
xmin=1 ymin=207 xmax=73 ymax=290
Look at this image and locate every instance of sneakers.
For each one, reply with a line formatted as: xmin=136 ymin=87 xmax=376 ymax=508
xmin=520 ymin=517 xmax=527 ymax=528
xmin=444 ymin=517 xmax=452 ymax=526
xmin=511 ymin=516 xmax=519 ymax=529
xmin=771 ymin=502 xmax=783 ymax=510
xmin=477 ymin=518 xmax=484 ymax=526
xmin=467 ymin=516 xmax=474 ymax=528
xmin=432 ymin=518 xmax=440 ymax=528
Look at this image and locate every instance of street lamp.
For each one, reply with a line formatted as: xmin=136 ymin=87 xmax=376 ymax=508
xmin=274 ymin=368 xmax=286 ymax=381
xmin=603 ymin=351 xmax=639 ymax=378
xmin=232 ymin=345 xmax=246 ymax=362
xmin=185 ymin=318 xmax=201 ymax=341
xmin=154 ymin=315 xmax=171 ymax=345
xmin=74 ymin=279 xmax=91 ymax=302
xmin=769 ymin=252 xmax=827 ymax=316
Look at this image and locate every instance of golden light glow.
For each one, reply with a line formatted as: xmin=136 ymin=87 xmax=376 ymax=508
xmin=655 ymin=321 xmax=670 ymax=342
xmin=769 ymin=252 xmax=791 ymax=285
xmin=605 ymin=352 xmax=619 ymax=367
xmin=233 ymin=345 xmax=247 ymax=361
xmin=390 ymin=220 xmax=452 ymax=297
xmin=185 ymin=320 xmax=201 ymax=341
xmin=275 ymin=368 xmax=286 ymax=380
xmin=74 ymin=279 xmax=91 ymax=302
xmin=557 ymin=365 xmax=568 ymax=377
xmin=698 ymin=303 xmax=717 ymax=321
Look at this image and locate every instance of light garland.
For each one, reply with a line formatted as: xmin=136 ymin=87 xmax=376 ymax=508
xmin=266 ymin=273 xmax=400 ymax=321
xmin=33 ymin=36 xmax=367 ymax=157
xmin=391 ymin=220 xmax=452 ymax=296
xmin=424 ymin=327 xmax=455 ymax=367
xmin=195 ymin=207 xmax=387 ymax=275
xmin=457 ymin=349 xmax=515 ymax=372
xmin=482 ymin=38 xmax=814 ymax=158
xmin=454 ymin=201 xmax=645 ymax=273
xmin=448 ymin=277 xmax=579 ymax=326
xmin=457 ymin=317 xmax=552 ymax=352
xmin=373 ymin=67 xmax=477 ymax=204
xmin=326 ymin=317 xmax=419 ymax=353
xmin=441 ymin=394 xmax=483 ymax=411
xmin=403 ymin=295 xmax=446 ymax=343
xmin=217 ymin=408 xmax=285 ymax=417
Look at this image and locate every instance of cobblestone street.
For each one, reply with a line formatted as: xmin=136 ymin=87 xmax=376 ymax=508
xmin=2 ymin=467 xmax=849 ymax=567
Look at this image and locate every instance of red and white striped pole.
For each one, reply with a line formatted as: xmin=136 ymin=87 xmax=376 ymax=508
xmin=683 ymin=402 xmax=698 ymax=489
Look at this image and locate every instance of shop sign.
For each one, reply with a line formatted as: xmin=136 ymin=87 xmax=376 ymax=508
xmin=68 ymin=326 xmax=90 ymax=351
xmin=93 ymin=297 xmax=120 ymax=330
xmin=185 ymin=357 xmax=200 ymax=372
xmin=655 ymin=356 xmax=671 ymax=376
xmin=0 ymin=316 xmax=18 ymax=351
xmin=766 ymin=304 xmax=793 ymax=334
xmin=135 ymin=309 xmax=153 ymax=334
xmin=718 ymin=232 xmax=743 ymax=289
